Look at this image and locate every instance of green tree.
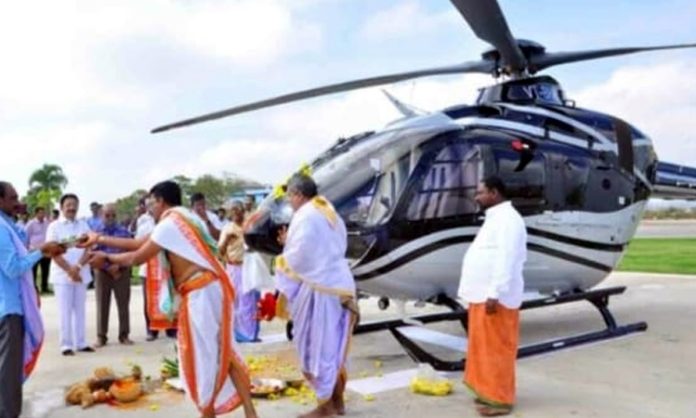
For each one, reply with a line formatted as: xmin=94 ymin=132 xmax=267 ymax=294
xmin=25 ymin=164 xmax=68 ymax=212
xmin=171 ymin=175 xmax=194 ymax=203
xmin=24 ymin=187 xmax=61 ymax=214
xmin=168 ymin=173 xmax=265 ymax=209
xmin=114 ymin=189 xmax=147 ymax=222
xmin=191 ymin=174 xmax=228 ymax=208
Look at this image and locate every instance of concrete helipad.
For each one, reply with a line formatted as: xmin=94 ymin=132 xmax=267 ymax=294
xmin=21 ymin=272 xmax=696 ymax=418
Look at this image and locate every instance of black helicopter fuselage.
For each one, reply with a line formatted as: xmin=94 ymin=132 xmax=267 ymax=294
xmin=245 ymin=76 xmax=658 ymax=301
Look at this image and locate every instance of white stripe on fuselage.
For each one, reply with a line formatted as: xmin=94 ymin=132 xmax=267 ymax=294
xmin=353 ymin=203 xmax=645 ymax=279
xmin=452 ymin=116 xmax=616 ymax=152
xmin=495 ymin=103 xmax=615 ymax=147
xmin=351 ymin=226 xmax=481 ymax=275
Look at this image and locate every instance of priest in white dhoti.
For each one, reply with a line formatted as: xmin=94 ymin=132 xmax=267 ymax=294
xmin=458 ymin=176 xmax=527 ymax=417
xmin=82 ymin=181 xmax=257 ymax=418
xmin=275 ymin=173 xmax=358 ymax=418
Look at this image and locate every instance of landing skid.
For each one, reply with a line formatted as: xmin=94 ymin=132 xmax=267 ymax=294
xmin=387 ymin=286 xmax=647 ymax=371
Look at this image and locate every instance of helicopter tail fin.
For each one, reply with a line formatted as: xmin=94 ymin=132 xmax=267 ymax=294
xmin=652 ymin=161 xmax=696 ymax=200
xmin=381 ymin=89 xmax=427 ymax=118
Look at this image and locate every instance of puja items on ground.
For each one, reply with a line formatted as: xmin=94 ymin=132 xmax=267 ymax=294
xmin=256 ymin=292 xmax=277 ymax=321
xmin=245 ymin=353 xmax=319 ymax=403
xmin=160 ymin=356 xmax=179 ymax=380
xmin=250 ymin=378 xmax=286 ymax=398
xmin=64 ymin=365 xmax=145 ymax=409
xmin=408 ymin=365 xmax=454 ymax=397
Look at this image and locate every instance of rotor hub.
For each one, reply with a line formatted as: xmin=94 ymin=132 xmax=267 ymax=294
xmin=481 ymin=39 xmax=546 ymax=76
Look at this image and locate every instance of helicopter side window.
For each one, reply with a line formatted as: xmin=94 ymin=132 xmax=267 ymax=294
xmin=360 ymin=154 xmax=411 ymax=225
xmin=493 ymin=146 xmax=546 ymax=211
xmin=334 ymin=176 xmax=378 ymax=227
xmin=406 ymin=144 xmax=482 ymax=220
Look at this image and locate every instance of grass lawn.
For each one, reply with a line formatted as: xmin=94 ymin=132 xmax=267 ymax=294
xmin=618 ymin=238 xmax=696 ymax=275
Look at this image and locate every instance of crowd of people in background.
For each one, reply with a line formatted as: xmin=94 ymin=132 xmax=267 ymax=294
xmin=3 ymin=174 xmax=528 ymax=418
xmin=8 ymin=192 xmax=259 ymax=356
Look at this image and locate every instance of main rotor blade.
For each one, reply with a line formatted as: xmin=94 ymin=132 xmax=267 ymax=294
xmin=531 ymin=43 xmax=696 ymax=72
xmin=449 ymin=0 xmax=526 ymax=73
xmin=151 ymin=60 xmax=493 ymax=133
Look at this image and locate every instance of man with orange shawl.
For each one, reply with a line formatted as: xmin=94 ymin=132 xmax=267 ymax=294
xmin=458 ymin=176 xmax=527 ymax=417
xmin=84 ymin=181 xmax=257 ymax=418
xmin=275 ymin=173 xmax=358 ymax=418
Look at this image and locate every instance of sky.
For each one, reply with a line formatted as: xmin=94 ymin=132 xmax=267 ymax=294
xmin=2 ymin=0 xmax=696 ymax=208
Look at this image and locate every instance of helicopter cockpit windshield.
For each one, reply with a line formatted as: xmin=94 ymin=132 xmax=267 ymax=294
xmin=504 ymin=80 xmax=564 ymax=105
xmin=335 ymin=153 xmax=411 ymax=227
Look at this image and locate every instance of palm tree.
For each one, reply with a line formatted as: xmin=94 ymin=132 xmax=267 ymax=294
xmin=29 ymin=164 xmax=68 ymax=192
xmin=26 ymin=164 xmax=68 ymax=212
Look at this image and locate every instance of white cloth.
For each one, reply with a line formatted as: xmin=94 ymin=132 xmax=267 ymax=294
xmin=45 ymin=218 xmax=92 ymax=285
xmin=179 ymin=279 xmax=242 ymax=412
xmin=135 ymin=213 xmax=155 ymax=277
xmin=192 ymin=211 xmax=224 ymax=232
xmin=54 ymin=283 xmax=88 ymax=351
xmin=242 ymin=252 xmax=274 ymax=292
xmin=458 ymin=201 xmax=527 ymax=309
xmin=150 ymin=208 xmax=214 ymax=272
xmin=277 ymin=200 xmax=355 ymax=296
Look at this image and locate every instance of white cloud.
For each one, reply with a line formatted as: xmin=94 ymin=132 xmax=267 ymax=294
xmin=573 ymin=59 xmax=696 ymax=166
xmin=2 ymin=0 xmax=695 ymax=214
xmin=359 ymin=0 xmax=457 ymax=41
xmin=0 ymin=0 xmax=325 ymax=209
xmin=0 ymin=0 xmax=322 ymax=115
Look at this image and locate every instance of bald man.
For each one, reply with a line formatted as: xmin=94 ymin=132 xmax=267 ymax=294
xmin=94 ymin=204 xmax=133 ymax=346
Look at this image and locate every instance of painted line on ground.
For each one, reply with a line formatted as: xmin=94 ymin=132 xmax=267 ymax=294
xmin=397 ymin=326 xmax=468 ymax=352
xmin=244 ymin=332 xmax=287 ymax=345
xmin=348 ymin=332 xmax=643 ymax=395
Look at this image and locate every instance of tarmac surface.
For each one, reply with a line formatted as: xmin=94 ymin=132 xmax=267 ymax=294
xmin=20 ymin=271 xmax=696 ymax=418
xmin=635 ymin=219 xmax=696 ymax=238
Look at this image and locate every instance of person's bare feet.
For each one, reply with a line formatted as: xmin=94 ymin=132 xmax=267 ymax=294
xmin=298 ymin=402 xmax=337 ymax=418
xmin=476 ymin=404 xmax=512 ymax=416
xmin=331 ymin=392 xmax=345 ymax=415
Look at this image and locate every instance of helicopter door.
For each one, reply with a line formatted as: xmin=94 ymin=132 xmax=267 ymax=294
xmin=401 ymin=142 xmax=483 ymax=224
xmin=545 ymin=152 xmax=590 ymax=211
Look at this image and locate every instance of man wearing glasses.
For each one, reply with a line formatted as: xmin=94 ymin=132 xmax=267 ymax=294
xmin=94 ymin=203 xmax=133 ymax=347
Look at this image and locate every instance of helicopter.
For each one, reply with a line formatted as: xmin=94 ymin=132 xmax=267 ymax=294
xmin=152 ymin=0 xmax=696 ymax=369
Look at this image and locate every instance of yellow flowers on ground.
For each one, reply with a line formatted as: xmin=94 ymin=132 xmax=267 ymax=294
xmin=363 ymin=394 xmax=375 ymax=402
xmin=409 ymin=377 xmax=453 ymax=397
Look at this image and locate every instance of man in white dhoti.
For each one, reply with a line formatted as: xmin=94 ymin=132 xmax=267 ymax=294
xmin=275 ymin=174 xmax=358 ymax=418
xmin=83 ymin=181 xmax=257 ymax=418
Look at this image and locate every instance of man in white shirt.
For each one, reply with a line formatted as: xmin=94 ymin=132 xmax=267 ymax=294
xmin=46 ymin=194 xmax=94 ymax=356
xmin=458 ymin=176 xmax=527 ymax=417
